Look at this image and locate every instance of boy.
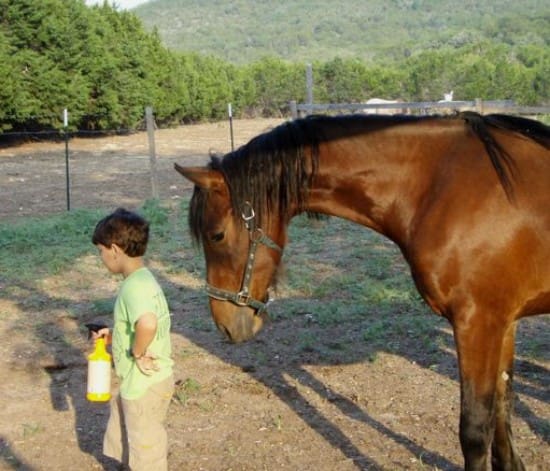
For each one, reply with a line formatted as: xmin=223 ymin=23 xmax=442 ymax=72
xmin=91 ymin=208 xmax=174 ymax=471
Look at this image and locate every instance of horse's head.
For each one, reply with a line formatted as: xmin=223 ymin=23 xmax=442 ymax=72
xmin=175 ymin=163 xmax=285 ymax=343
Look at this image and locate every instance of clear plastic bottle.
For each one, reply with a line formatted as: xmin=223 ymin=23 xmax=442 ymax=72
xmin=86 ymin=337 xmax=112 ymax=402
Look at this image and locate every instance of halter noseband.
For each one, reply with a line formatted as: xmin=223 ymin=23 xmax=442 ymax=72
xmin=205 ymin=203 xmax=282 ymax=315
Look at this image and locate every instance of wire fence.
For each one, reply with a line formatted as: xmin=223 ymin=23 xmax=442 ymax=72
xmin=1 ymin=134 xmax=169 ymax=221
xmin=2 ymin=100 xmax=548 ymax=222
xmin=0 ymin=113 xmax=284 ymax=222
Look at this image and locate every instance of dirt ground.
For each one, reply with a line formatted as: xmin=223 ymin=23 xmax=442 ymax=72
xmin=0 ymin=119 xmax=548 ymax=470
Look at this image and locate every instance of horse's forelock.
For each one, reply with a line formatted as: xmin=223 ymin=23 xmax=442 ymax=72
xmin=188 ymin=185 xmax=207 ymax=247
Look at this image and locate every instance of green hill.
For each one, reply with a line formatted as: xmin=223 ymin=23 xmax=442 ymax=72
xmin=135 ymin=0 xmax=550 ymax=64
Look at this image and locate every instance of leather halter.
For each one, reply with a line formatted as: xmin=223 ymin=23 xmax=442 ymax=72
xmin=205 ymin=202 xmax=282 ymax=315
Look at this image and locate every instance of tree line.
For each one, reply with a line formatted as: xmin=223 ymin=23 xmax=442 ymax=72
xmin=0 ymin=0 xmax=548 ymax=133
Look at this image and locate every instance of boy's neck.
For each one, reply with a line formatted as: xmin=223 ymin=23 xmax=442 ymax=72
xmin=122 ymin=256 xmax=145 ymax=279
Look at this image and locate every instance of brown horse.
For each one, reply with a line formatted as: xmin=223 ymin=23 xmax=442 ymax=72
xmin=175 ymin=112 xmax=550 ymax=470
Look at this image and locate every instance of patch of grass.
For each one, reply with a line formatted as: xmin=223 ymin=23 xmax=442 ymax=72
xmin=252 ymin=349 xmax=268 ymax=365
xmin=520 ymin=338 xmax=546 ymax=358
xmin=271 ymin=414 xmax=283 ymax=431
xmin=281 ymin=216 xmax=424 ymax=317
xmin=189 ymin=316 xmax=214 ymax=332
xmin=0 ymin=209 xmax=103 ymax=281
xmin=516 ymin=317 xmax=550 ymax=361
xmin=174 ymin=377 xmax=201 ymax=406
xmin=91 ymin=298 xmax=114 ymax=316
xmin=177 ymin=348 xmax=198 ymax=361
xmin=0 ymin=199 xmax=201 ymax=284
xmin=298 ymin=332 xmax=319 ymax=352
xmin=140 ymin=198 xmax=170 ymax=230
xmin=197 ymin=400 xmax=214 ymax=412
xmin=363 ymin=319 xmax=391 ymax=344
xmin=22 ymin=422 xmax=43 ymax=438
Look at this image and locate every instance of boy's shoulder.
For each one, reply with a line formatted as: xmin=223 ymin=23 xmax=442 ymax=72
xmin=122 ymin=267 xmax=160 ymax=292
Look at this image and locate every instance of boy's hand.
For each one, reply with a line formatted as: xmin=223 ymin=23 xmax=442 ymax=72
xmin=86 ymin=323 xmax=110 ymax=341
xmin=91 ymin=327 xmax=111 ymax=345
xmin=134 ymin=350 xmax=160 ymax=376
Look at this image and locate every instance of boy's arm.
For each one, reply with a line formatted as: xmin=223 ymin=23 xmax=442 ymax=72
xmin=132 ymin=312 xmax=160 ymax=376
xmin=132 ymin=312 xmax=158 ymax=358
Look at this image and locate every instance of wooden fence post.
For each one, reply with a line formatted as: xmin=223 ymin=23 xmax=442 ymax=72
xmin=228 ymin=103 xmax=235 ymax=151
xmin=145 ymin=106 xmax=158 ymax=199
xmin=290 ymin=100 xmax=298 ymax=120
xmin=475 ymin=98 xmax=484 ymax=114
xmin=306 ymin=64 xmax=313 ymax=116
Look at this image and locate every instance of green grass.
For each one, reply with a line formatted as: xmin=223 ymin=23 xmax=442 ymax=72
xmin=274 ymin=214 xmax=428 ymax=325
xmin=0 ymin=199 xmax=196 ymax=283
xmin=1 ymin=198 xmax=547 ymax=367
xmin=174 ymin=377 xmax=202 ymax=406
xmin=22 ymin=422 xmax=43 ymax=438
xmin=91 ymin=298 xmax=115 ymax=316
xmin=0 ymin=208 xmax=104 ymax=280
xmin=188 ymin=316 xmax=214 ymax=332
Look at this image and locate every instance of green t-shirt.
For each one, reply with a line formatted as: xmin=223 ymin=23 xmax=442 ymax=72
xmin=112 ymin=267 xmax=173 ymax=400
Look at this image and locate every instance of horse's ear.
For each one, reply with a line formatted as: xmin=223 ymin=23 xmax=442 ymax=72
xmin=174 ymin=164 xmax=225 ymax=190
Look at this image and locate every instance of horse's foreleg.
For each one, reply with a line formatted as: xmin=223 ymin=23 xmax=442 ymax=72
xmin=454 ymin=319 xmax=501 ymax=471
xmin=491 ymin=321 xmax=525 ymax=471
xmin=458 ymin=380 xmax=494 ymax=470
xmin=454 ymin=316 xmax=526 ymax=471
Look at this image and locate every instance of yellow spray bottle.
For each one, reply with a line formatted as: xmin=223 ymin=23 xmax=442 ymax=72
xmin=86 ymin=337 xmax=112 ymax=402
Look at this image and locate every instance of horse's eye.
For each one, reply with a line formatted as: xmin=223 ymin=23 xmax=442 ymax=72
xmin=210 ymin=231 xmax=224 ymax=243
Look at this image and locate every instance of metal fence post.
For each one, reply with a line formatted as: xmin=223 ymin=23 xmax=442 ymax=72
xmin=228 ymin=103 xmax=234 ymax=151
xmin=145 ymin=106 xmax=158 ymax=199
xmin=63 ymin=108 xmax=71 ymax=211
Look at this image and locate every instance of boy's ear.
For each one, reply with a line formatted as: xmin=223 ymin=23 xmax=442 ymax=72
xmin=111 ymin=243 xmax=123 ymax=255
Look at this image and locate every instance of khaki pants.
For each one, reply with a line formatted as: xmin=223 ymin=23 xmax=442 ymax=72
xmin=103 ymin=375 xmax=174 ymax=471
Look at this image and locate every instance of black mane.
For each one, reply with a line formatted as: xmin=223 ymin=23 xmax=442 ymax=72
xmin=461 ymin=111 xmax=549 ymax=200
xmin=206 ymin=114 xmax=425 ymax=228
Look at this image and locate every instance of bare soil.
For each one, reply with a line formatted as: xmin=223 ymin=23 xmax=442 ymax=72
xmin=0 ymin=119 xmax=548 ymax=470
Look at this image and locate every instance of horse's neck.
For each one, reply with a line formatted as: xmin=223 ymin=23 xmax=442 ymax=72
xmin=305 ymin=133 xmax=438 ymax=243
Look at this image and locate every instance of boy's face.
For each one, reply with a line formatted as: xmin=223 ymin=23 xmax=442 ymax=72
xmin=96 ymin=243 xmax=122 ymax=274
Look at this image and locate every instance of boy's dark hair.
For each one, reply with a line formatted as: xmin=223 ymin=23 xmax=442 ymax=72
xmin=92 ymin=208 xmax=150 ymax=257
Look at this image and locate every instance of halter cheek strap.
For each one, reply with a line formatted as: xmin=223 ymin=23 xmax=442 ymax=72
xmin=206 ymin=203 xmax=282 ymax=315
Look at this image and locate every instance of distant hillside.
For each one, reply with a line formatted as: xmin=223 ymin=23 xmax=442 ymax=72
xmin=135 ymin=0 xmax=549 ymax=64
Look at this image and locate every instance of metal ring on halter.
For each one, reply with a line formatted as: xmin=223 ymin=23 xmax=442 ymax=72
xmin=241 ymin=201 xmax=255 ymax=222
xmin=250 ymin=227 xmax=265 ymax=242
